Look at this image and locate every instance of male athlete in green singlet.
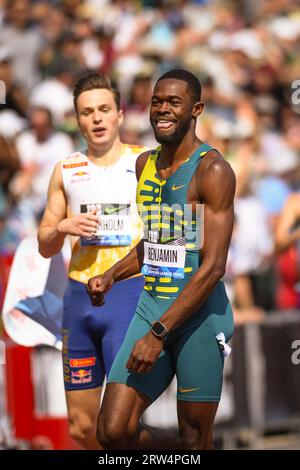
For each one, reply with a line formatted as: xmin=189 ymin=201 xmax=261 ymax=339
xmin=87 ymin=69 xmax=236 ymax=449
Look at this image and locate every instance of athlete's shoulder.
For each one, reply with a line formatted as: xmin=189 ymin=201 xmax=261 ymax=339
xmin=198 ymin=146 xmax=233 ymax=176
xmin=197 ymin=148 xmax=235 ymax=203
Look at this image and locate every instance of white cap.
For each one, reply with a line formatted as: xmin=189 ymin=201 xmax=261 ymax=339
xmin=229 ymin=30 xmax=265 ymax=59
xmin=212 ymin=119 xmax=234 ymax=139
xmin=269 ymin=17 xmax=300 ymax=40
xmin=267 ymin=147 xmax=299 ymax=174
xmin=234 ymin=120 xmax=255 ymax=139
xmin=0 ymin=46 xmax=12 ymax=62
xmin=0 ymin=110 xmax=26 ymax=138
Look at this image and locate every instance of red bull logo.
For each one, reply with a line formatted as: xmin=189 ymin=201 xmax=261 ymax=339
xmin=71 ymin=170 xmax=91 ymax=183
xmin=71 ymin=369 xmax=91 ymax=378
xmin=73 ymin=171 xmax=89 ymax=177
xmin=71 ymin=369 xmax=92 ymax=384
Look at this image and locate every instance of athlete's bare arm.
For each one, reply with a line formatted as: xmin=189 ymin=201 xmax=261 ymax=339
xmin=157 ymin=154 xmax=235 ymax=331
xmin=38 ymin=162 xmax=99 ymax=258
xmin=275 ymin=193 xmax=300 ymax=254
xmin=127 ymin=153 xmax=236 ymax=373
xmin=87 ymin=151 xmax=151 ymax=305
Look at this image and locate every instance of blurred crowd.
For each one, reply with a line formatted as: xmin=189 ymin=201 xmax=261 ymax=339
xmin=1 ymin=0 xmax=300 ymax=323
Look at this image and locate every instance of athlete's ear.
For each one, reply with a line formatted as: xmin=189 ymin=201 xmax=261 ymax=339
xmin=192 ymin=102 xmax=204 ymax=118
xmin=118 ymin=109 xmax=124 ymax=127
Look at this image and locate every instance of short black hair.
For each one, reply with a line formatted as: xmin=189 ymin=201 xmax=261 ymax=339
xmin=73 ymin=72 xmax=121 ymax=112
xmin=156 ymin=69 xmax=202 ymax=103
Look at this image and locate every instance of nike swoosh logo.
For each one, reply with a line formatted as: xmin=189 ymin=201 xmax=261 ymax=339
xmin=126 ymin=169 xmax=135 ymax=174
xmin=178 ymin=387 xmax=200 ymax=393
xmin=172 ymin=184 xmax=186 ymax=191
xmin=104 ymin=207 xmax=121 ymax=215
xmin=160 ymin=237 xmax=175 ymax=243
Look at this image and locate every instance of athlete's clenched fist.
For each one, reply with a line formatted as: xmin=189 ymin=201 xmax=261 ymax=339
xmin=86 ymin=271 xmax=114 ymax=306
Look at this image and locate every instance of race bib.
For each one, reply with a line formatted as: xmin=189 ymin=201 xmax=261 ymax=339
xmin=80 ymin=203 xmax=132 ymax=246
xmin=142 ymin=241 xmax=186 ymax=279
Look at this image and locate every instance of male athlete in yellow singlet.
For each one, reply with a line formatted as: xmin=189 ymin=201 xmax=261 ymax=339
xmin=38 ymin=73 xmax=145 ymax=449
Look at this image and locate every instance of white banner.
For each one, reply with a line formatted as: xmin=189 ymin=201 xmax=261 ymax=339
xmin=2 ymin=235 xmax=68 ymax=351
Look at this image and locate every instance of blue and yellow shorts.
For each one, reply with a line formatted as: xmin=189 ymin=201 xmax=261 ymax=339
xmin=62 ymin=276 xmax=144 ymax=390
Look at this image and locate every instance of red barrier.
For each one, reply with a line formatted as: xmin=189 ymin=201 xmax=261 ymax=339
xmin=0 ymin=253 xmax=14 ymax=312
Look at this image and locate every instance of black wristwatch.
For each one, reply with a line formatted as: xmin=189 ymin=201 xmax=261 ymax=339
xmin=151 ymin=321 xmax=168 ymax=339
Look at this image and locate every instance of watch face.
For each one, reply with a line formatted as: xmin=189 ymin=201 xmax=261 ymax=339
xmin=152 ymin=321 xmax=166 ymax=336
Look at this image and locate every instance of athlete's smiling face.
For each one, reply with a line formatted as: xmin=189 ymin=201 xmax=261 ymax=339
xmin=77 ymin=88 xmax=123 ymax=150
xmin=150 ymin=78 xmax=203 ymax=145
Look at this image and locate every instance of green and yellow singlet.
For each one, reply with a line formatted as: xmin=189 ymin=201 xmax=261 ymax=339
xmin=137 ymin=143 xmax=213 ymax=299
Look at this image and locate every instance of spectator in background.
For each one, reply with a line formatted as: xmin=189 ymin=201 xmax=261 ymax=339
xmin=125 ymin=73 xmax=153 ymax=115
xmin=95 ymin=26 xmax=116 ymax=75
xmin=33 ymin=2 xmax=68 ymax=47
xmin=29 ymin=65 xmax=75 ymax=126
xmin=13 ymin=107 xmax=74 ymax=223
xmin=255 ymin=146 xmax=298 ymax=231
xmin=221 ymin=119 xmax=275 ymax=319
xmin=225 ymin=144 xmax=274 ymax=322
xmin=275 ymin=192 xmax=300 ymax=310
xmin=0 ymin=135 xmax=19 ymax=215
xmin=40 ymin=30 xmax=85 ymax=80
xmin=122 ymin=72 xmax=156 ymax=147
xmin=0 ymin=0 xmax=43 ymax=92
xmin=0 ymin=135 xmax=21 ymax=254
xmin=226 ymin=194 xmax=274 ymax=324
xmin=0 ymin=46 xmax=28 ymax=118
